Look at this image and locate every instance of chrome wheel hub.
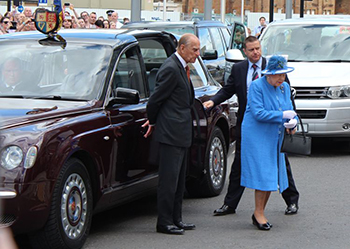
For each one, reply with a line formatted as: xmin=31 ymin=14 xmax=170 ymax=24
xmin=61 ymin=173 xmax=87 ymax=239
xmin=209 ymin=137 xmax=224 ymax=189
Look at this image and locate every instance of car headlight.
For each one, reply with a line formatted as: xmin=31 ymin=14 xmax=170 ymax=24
xmin=24 ymin=146 xmax=38 ymax=169
xmin=0 ymin=146 xmax=23 ymax=170
xmin=342 ymin=85 xmax=350 ymax=97
xmin=327 ymin=86 xmax=350 ymax=99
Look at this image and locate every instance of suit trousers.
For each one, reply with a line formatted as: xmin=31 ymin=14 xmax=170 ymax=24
xmin=224 ymin=136 xmax=299 ymax=209
xmin=157 ymin=142 xmax=188 ymax=226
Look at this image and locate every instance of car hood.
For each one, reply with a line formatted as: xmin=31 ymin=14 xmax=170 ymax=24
xmin=288 ymin=62 xmax=349 ymax=87
xmin=0 ymin=98 xmax=96 ymax=129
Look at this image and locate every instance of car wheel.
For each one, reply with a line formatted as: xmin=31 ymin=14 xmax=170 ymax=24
xmin=29 ymin=158 xmax=93 ymax=249
xmin=186 ymin=127 xmax=227 ymax=197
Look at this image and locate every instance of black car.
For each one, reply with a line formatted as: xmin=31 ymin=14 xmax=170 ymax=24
xmin=123 ymin=20 xmax=234 ymax=85
xmin=0 ymin=28 xmax=236 ymax=249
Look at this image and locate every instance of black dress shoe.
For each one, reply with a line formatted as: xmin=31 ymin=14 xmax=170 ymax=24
xmin=252 ymin=214 xmax=270 ymax=231
xmin=213 ymin=204 xmax=236 ymax=216
xmin=285 ymin=204 xmax=298 ymax=215
xmin=156 ymin=225 xmax=184 ymax=235
xmin=174 ymin=221 xmax=196 ymax=230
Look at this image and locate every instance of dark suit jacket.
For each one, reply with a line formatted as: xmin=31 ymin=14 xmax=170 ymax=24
xmin=147 ymin=53 xmax=195 ymax=148
xmin=211 ymin=57 xmax=293 ymax=138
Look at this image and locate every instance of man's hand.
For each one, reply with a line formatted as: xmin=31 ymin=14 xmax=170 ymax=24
xmin=142 ymin=120 xmax=154 ymax=138
xmin=203 ymin=100 xmax=214 ymax=109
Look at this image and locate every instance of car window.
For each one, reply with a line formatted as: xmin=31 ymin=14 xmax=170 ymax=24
xmin=162 ymin=27 xmax=194 ymax=36
xmin=209 ymin=28 xmax=225 ymax=58
xmin=198 ymin=28 xmax=214 ymax=55
xmin=232 ymin=24 xmax=246 ymax=56
xmin=113 ymin=46 xmax=146 ymax=99
xmin=0 ymin=41 xmax=110 ymax=100
xmin=260 ymin=24 xmax=350 ymax=61
xmin=138 ymin=39 xmax=169 ymax=94
xmin=220 ymin=27 xmax=231 ymax=49
xmin=189 ymin=59 xmax=208 ymax=88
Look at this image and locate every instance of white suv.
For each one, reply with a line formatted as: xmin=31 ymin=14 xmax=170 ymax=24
xmin=227 ymin=18 xmax=350 ymax=139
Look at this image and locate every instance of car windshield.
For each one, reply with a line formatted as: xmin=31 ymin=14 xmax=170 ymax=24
xmin=261 ymin=24 xmax=350 ymax=62
xmin=0 ymin=41 xmax=111 ymax=100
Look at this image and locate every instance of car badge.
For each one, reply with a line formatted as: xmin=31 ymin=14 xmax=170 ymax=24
xmin=35 ymin=9 xmax=60 ymax=34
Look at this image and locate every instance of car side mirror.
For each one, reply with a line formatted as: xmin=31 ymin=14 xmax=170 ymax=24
xmin=110 ymin=87 xmax=140 ymax=105
xmin=225 ymin=49 xmax=245 ymax=62
xmin=201 ymin=50 xmax=218 ymax=60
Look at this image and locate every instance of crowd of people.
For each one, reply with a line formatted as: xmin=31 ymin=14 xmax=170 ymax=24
xmin=0 ymin=4 xmax=129 ymax=34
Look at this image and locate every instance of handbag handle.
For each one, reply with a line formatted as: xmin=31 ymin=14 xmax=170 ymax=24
xmin=295 ymin=114 xmax=307 ymax=143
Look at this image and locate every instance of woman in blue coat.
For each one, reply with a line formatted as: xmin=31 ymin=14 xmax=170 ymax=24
xmin=241 ymin=55 xmax=297 ymax=230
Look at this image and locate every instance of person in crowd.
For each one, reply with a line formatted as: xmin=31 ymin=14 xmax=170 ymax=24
xmin=0 ymin=17 xmax=11 ymax=34
xmin=88 ymin=12 xmax=97 ymax=28
xmin=203 ymin=36 xmax=299 ymax=218
xmin=247 ymin=27 xmax=252 ymax=36
xmin=123 ymin=17 xmax=130 ymax=24
xmin=110 ymin=11 xmax=123 ymax=28
xmin=98 ymin=16 xmax=104 ymax=22
xmin=77 ymin=17 xmax=86 ymax=28
xmin=142 ymin=33 xmax=200 ymax=235
xmin=24 ymin=7 xmax=32 ymax=18
xmin=241 ymin=55 xmax=296 ymax=230
xmin=109 ymin=21 xmax=116 ymax=29
xmin=106 ymin=9 xmax=114 ymax=21
xmin=80 ymin=11 xmax=89 ymax=26
xmin=254 ymin=16 xmax=267 ymax=38
xmin=95 ymin=19 xmax=104 ymax=29
xmin=103 ymin=19 xmax=110 ymax=29
xmin=62 ymin=16 xmax=73 ymax=29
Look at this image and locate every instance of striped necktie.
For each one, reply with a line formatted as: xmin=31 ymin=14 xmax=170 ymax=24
xmin=252 ymin=64 xmax=259 ymax=81
xmin=185 ymin=65 xmax=190 ymax=82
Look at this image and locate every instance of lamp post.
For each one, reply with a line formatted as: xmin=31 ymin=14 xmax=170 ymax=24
xmin=241 ymin=0 xmax=244 ymax=24
xmin=163 ymin=0 xmax=167 ymax=21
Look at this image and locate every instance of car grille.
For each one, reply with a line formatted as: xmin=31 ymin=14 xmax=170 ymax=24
xmin=0 ymin=214 xmax=16 ymax=228
xmin=294 ymin=87 xmax=328 ymax=99
xmin=297 ymin=110 xmax=327 ymax=119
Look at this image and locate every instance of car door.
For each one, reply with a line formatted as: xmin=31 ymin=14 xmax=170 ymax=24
xmin=107 ymin=44 xmax=157 ymax=189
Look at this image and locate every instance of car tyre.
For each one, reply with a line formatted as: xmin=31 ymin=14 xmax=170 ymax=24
xmin=29 ymin=158 xmax=93 ymax=249
xmin=187 ymin=126 xmax=227 ymax=197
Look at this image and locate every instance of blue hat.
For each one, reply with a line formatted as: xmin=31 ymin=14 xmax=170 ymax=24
xmin=261 ymin=55 xmax=294 ymax=75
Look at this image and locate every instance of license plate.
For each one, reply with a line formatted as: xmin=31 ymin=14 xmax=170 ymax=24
xmin=296 ymin=123 xmax=308 ymax=133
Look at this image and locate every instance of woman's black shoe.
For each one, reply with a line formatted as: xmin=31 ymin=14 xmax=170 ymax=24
xmin=252 ymin=214 xmax=271 ymax=231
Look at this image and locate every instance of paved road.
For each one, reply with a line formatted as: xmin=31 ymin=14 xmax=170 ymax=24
xmin=15 ymin=139 xmax=350 ymax=248
xmin=82 ymin=139 xmax=350 ymax=249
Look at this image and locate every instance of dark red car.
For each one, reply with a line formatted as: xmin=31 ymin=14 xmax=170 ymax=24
xmin=0 ymin=29 xmax=236 ymax=249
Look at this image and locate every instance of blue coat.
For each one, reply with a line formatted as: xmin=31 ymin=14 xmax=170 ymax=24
xmin=241 ymin=76 xmax=294 ymax=193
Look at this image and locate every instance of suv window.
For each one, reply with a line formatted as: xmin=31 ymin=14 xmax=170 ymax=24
xmin=189 ymin=60 xmax=208 ymax=88
xmin=210 ymin=27 xmax=225 ymax=58
xmin=113 ymin=46 xmax=146 ymax=98
xmin=198 ymin=28 xmax=214 ymax=55
xmin=220 ymin=27 xmax=231 ymax=49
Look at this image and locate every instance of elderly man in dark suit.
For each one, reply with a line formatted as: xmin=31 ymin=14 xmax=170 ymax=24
xmin=142 ymin=33 xmax=200 ymax=235
xmin=0 ymin=57 xmax=38 ymax=93
xmin=203 ymin=36 xmax=299 ymax=216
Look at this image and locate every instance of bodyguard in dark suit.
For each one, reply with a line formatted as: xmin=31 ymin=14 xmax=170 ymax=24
xmin=203 ymin=36 xmax=299 ymax=216
xmin=142 ymin=34 xmax=200 ymax=235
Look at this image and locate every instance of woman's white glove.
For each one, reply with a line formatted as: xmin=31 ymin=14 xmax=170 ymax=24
xmin=282 ymin=110 xmax=297 ymax=119
xmin=284 ymin=118 xmax=297 ymax=129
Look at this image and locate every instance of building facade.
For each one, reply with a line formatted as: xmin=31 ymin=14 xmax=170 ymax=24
xmin=166 ymin=0 xmax=348 ymax=15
